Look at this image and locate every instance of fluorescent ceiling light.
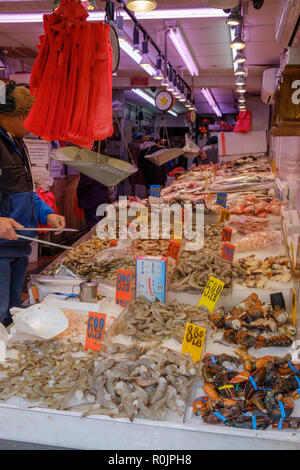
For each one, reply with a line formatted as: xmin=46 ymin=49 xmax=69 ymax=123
xmin=0 ymin=8 xmax=228 ymax=23
xmin=201 ymin=88 xmax=222 ymax=117
xmin=132 ymin=88 xmax=178 ymax=117
xmin=168 ymin=27 xmax=198 ymax=77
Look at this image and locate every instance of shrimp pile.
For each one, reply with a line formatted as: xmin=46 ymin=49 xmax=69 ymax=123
xmin=110 ymin=296 xmax=210 ymax=344
xmin=0 ymin=339 xmax=196 ymax=422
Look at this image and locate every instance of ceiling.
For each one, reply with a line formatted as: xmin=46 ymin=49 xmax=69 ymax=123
xmin=0 ymin=0 xmax=284 ymax=115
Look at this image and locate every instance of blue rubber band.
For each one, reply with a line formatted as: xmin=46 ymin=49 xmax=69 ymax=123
xmin=193 ymin=398 xmax=207 ymax=404
xmin=278 ymin=417 xmax=284 ymax=430
xmin=227 ymin=368 xmax=232 ymax=372
xmin=213 ymin=411 xmax=227 ymax=422
xmin=278 ymin=401 xmax=286 ymax=418
xmin=288 ymin=362 xmax=298 ymax=374
xmin=249 ymin=376 xmax=258 ymax=390
xmin=259 ymin=387 xmax=272 ymax=391
xmin=210 ymin=355 xmax=216 ymax=364
xmin=252 ymin=415 xmax=257 ymax=430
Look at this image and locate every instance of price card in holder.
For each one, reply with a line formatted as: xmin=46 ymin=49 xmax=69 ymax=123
xmin=115 ymin=269 xmax=132 ymax=308
xmin=167 ymin=240 xmax=181 ymax=263
xmin=216 ymin=193 xmax=227 ymax=208
xmin=181 ymin=322 xmax=206 ymax=363
xmin=221 ymin=242 xmax=236 ymax=263
xmin=198 ymin=275 xmax=224 ymax=313
xmin=219 ymin=209 xmax=231 ymax=226
xmin=221 ymin=227 xmax=232 ymax=242
xmin=150 ymin=185 xmax=161 ymax=198
xmin=85 ymin=312 xmax=106 ymax=351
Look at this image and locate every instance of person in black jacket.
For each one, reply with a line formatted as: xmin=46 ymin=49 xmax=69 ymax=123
xmin=138 ymin=137 xmax=168 ymax=196
xmin=0 ymin=82 xmax=65 ymax=326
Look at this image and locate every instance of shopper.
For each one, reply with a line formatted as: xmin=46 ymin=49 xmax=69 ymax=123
xmin=0 ymin=81 xmax=66 ymax=327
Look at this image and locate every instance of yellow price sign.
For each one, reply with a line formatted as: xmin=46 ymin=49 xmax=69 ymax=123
xmin=219 ymin=209 xmax=231 ymax=226
xmin=181 ymin=322 xmax=206 ymax=363
xmin=291 ymin=287 xmax=297 ymax=327
xmin=173 ymin=219 xmax=183 ymax=240
xmin=138 ymin=206 xmax=148 ymax=223
xmin=198 ymin=275 xmax=225 ymax=313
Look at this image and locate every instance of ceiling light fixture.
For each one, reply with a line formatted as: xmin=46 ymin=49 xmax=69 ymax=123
xmin=132 ymin=88 xmax=178 ymax=117
xmin=116 ymin=14 xmax=127 ymax=43
xmin=118 ymin=39 xmax=156 ymax=76
xmin=238 ymin=95 xmax=246 ymax=103
xmin=236 ymin=86 xmax=246 ymax=93
xmin=126 ymin=0 xmax=157 ymax=13
xmin=236 ymin=77 xmax=246 ymax=85
xmin=139 ymin=37 xmax=153 ymax=69
xmin=161 ymin=78 xmax=169 ymax=87
xmin=230 ymin=35 xmax=245 ymax=50
xmin=226 ymin=9 xmax=241 ymax=26
xmin=234 ymin=51 xmax=246 ymax=64
xmin=201 ymin=88 xmax=222 ymax=118
xmin=234 ymin=64 xmax=246 ymax=76
xmin=168 ymin=26 xmax=199 ymax=77
xmin=153 ymin=55 xmax=164 ymax=80
xmin=133 ymin=23 xmax=140 ymax=52
xmin=0 ymin=8 xmax=229 ymax=23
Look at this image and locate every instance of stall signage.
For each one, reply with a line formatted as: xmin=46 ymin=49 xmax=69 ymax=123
xmin=219 ymin=209 xmax=231 ymax=226
xmin=216 ymin=193 xmax=227 ymax=208
xmin=181 ymin=322 xmax=206 ymax=363
xmin=85 ymin=312 xmax=106 ymax=351
xmin=221 ymin=227 xmax=232 ymax=242
xmin=167 ymin=240 xmax=181 ymax=263
xmin=115 ymin=269 xmax=132 ymax=308
xmin=130 ymin=77 xmax=149 ymax=87
xmin=150 ymin=185 xmax=161 ymax=198
xmin=198 ymin=275 xmax=225 ymax=313
xmin=221 ymin=242 xmax=236 ymax=263
xmin=135 ymin=256 xmax=167 ymax=303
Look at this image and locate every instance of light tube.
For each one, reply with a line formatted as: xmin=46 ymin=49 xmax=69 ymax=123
xmin=201 ymin=88 xmax=222 ymax=117
xmin=0 ymin=8 xmax=227 ymax=23
xmin=132 ymin=89 xmax=178 ymax=117
xmin=168 ymin=27 xmax=198 ymax=77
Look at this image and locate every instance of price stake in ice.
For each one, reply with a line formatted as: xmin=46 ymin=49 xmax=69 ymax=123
xmin=216 ymin=193 xmax=227 ymax=208
xmin=85 ymin=312 xmax=106 ymax=351
xmin=115 ymin=269 xmax=132 ymax=308
xmin=150 ymin=185 xmax=161 ymax=198
xmin=167 ymin=240 xmax=181 ymax=263
xmin=221 ymin=227 xmax=232 ymax=242
xmin=219 ymin=209 xmax=231 ymax=226
xmin=198 ymin=275 xmax=225 ymax=313
xmin=221 ymin=242 xmax=236 ymax=263
xmin=181 ymin=322 xmax=206 ymax=363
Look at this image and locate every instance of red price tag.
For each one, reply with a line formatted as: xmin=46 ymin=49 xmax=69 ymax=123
xmin=221 ymin=227 xmax=232 ymax=242
xmin=115 ymin=269 xmax=132 ymax=308
xmin=221 ymin=243 xmax=236 ymax=263
xmin=85 ymin=312 xmax=106 ymax=351
xmin=110 ymin=240 xmax=118 ymax=247
xmin=167 ymin=240 xmax=181 ymax=263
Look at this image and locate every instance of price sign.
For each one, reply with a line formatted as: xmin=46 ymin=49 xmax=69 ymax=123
xmin=167 ymin=240 xmax=181 ymax=263
xmin=216 ymin=193 xmax=227 ymax=208
xmin=181 ymin=322 xmax=206 ymax=362
xmin=221 ymin=227 xmax=232 ymax=242
xmin=221 ymin=243 xmax=236 ymax=263
xmin=85 ymin=312 xmax=106 ymax=351
xmin=110 ymin=239 xmax=118 ymax=247
xmin=205 ymin=176 xmax=209 ymax=189
xmin=150 ymin=185 xmax=161 ymax=198
xmin=115 ymin=269 xmax=132 ymax=308
xmin=173 ymin=220 xmax=183 ymax=240
xmin=291 ymin=288 xmax=297 ymax=327
xmin=198 ymin=275 xmax=225 ymax=313
xmin=219 ymin=209 xmax=231 ymax=226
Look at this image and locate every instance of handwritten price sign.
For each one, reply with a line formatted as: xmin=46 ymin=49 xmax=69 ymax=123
xmin=221 ymin=227 xmax=232 ymax=242
xmin=181 ymin=322 xmax=206 ymax=362
xmin=115 ymin=269 xmax=132 ymax=308
xmin=173 ymin=220 xmax=183 ymax=240
xmin=110 ymin=240 xmax=118 ymax=247
xmin=198 ymin=275 xmax=224 ymax=313
xmin=150 ymin=185 xmax=161 ymax=198
xmin=221 ymin=243 xmax=236 ymax=263
xmin=216 ymin=193 xmax=227 ymax=208
xmin=167 ymin=240 xmax=181 ymax=263
xmin=85 ymin=312 xmax=106 ymax=351
xmin=219 ymin=209 xmax=231 ymax=226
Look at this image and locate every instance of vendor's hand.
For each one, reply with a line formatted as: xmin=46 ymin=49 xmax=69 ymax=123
xmin=0 ymin=218 xmax=23 ymax=240
xmin=46 ymin=214 xmax=66 ymax=234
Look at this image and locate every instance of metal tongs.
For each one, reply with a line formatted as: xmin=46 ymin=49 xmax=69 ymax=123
xmin=16 ymin=228 xmax=78 ymax=250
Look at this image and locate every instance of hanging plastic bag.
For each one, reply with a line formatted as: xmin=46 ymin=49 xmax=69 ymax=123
xmin=234 ymin=109 xmax=252 ymax=134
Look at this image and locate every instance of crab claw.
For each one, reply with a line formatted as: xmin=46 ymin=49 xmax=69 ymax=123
xmin=203 ymin=383 xmax=220 ymax=400
xmin=244 ymin=367 xmax=267 ymax=400
xmin=230 ymin=369 xmax=250 ymax=384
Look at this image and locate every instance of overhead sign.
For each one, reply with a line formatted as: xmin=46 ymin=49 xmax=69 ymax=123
xmin=130 ymin=77 xmax=149 ymax=87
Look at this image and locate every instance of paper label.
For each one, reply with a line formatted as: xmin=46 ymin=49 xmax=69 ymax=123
xmin=167 ymin=240 xmax=181 ymax=263
xmin=173 ymin=220 xmax=183 ymax=240
xmin=221 ymin=242 xmax=236 ymax=263
xmin=198 ymin=275 xmax=225 ymax=313
xmin=115 ymin=269 xmax=132 ymax=308
xmin=216 ymin=193 xmax=227 ymax=208
xmin=181 ymin=322 xmax=206 ymax=363
xmin=135 ymin=257 xmax=167 ymax=303
xmin=219 ymin=209 xmax=231 ymax=226
xmin=221 ymin=227 xmax=232 ymax=242
xmin=85 ymin=312 xmax=106 ymax=351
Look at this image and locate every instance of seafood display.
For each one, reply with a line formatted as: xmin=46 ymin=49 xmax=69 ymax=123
xmin=0 ymin=339 xmax=196 ymax=422
xmin=237 ymin=255 xmax=291 ymax=288
xmin=130 ymin=239 xmax=170 ymax=257
xmin=210 ymin=293 xmax=296 ymax=349
xmin=229 ymin=195 xmax=281 ymax=217
xmin=108 ymin=296 xmax=210 ymax=344
xmin=235 ymin=231 xmax=282 ymax=252
xmin=193 ymin=350 xmax=300 ymax=430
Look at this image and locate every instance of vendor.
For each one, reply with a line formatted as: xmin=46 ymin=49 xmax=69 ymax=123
xmin=0 ymin=81 xmax=66 ymax=327
xmin=0 ymin=218 xmax=23 ymax=240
